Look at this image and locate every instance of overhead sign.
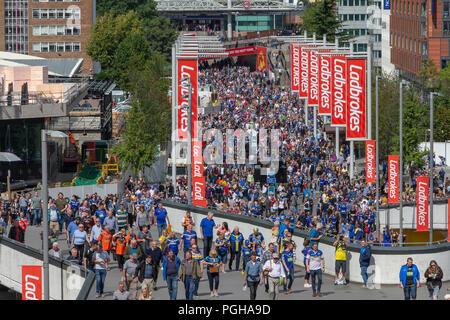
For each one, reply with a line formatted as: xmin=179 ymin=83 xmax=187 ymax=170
xmin=256 ymin=47 xmax=268 ymax=72
xmin=388 ymin=155 xmax=399 ymax=204
xmin=22 ymin=266 xmax=42 ymax=300
xmin=299 ymin=46 xmax=310 ymax=99
xmin=243 ymin=0 xmax=251 ymax=9
xmin=416 ymin=176 xmax=429 ymax=232
xmin=308 ymin=48 xmax=320 ymax=105
xmin=383 ymin=0 xmax=390 ymax=10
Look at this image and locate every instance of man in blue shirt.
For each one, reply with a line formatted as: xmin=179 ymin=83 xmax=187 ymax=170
xmin=95 ymin=203 xmax=107 ymax=226
xmin=167 ymin=233 xmax=182 ymax=256
xmin=154 ymin=203 xmax=170 ymax=237
xmin=66 ymin=217 xmax=80 ymax=246
xmin=248 ymin=228 xmax=265 ymax=251
xmin=181 ymin=224 xmax=197 ymax=253
xmin=200 ymin=212 xmax=218 ymax=258
xmin=281 ymin=242 xmax=295 ymax=294
xmin=399 ymin=257 xmax=421 ymax=300
xmin=228 ymin=226 xmax=244 ymax=271
xmin=309 ymin=222 xmax=322 ymax=245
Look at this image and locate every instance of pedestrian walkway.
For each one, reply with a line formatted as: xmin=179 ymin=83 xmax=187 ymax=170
xmin=22 ymin=224 xmax=449 ymax=300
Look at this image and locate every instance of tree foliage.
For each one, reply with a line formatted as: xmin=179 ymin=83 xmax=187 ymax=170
xmin=112 ymin=54 xmax=171 ymax=174
xmin=300 ymin=0 xmax=350 ymax=42
xmin=95 ymin=0 xmax=176 ymax=59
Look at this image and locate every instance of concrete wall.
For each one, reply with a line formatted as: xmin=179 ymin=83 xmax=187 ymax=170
xmin=0 ymin=237 xmax=94 ymax=300
xmin=163 ymin=201 xmax=450 ymax=285
xmin=378 ymin=201 xmax=449 ymax=231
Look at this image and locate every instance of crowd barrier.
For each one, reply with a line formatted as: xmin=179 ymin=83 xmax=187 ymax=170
xmin=0 ymin=236 xmax=94 ymax=300
xmin=163 ymin=201 xmax=450 ymax=284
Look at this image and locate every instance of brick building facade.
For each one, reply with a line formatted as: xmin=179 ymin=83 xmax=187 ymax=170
xmin=390 ymin=0 xmax=450 ymax=80
xmin=0 ymin=0 xmax=95 ymax=75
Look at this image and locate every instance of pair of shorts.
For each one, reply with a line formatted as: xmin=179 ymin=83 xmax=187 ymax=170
xmin=335 ymin=260 xmax=346 ymax=274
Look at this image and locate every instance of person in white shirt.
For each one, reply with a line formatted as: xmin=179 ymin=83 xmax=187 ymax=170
xmin=263 ymin=253 xmax=286 ymax=300
xmin=90 ymin=218 xmax=102 ymax=243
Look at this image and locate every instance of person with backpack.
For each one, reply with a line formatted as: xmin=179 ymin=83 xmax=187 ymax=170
xmin=359 ymin=240 xmax=371 ymax=288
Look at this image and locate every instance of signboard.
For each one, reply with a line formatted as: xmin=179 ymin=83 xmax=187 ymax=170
xmin=416 ymin=176 xmax=429 ymax=232
xmin=331 ymin=55 xmax=347 ymax=127
xmin=291 ymin=44 xmax=300 ymax=93
xmin=299 ymin=46 xmax=310 ymax=99
xmin=177 ymin=59 xmax=198 ymax=140
xmin=346 ymin=58 xmax=367 ymax=140
xmin=383 ymin=0 xmax=390 ymax=10
xmin=365 ymin=140 xmax=375 ymax=183
xmin=318 ymin=54 xmax=332 ymax=115
xmin=267 ymin=174 xmax=276 ymax=184
xmin=22 ymin=266 xmax=42 ymax=300
xmin=256 ymin=47 xmax=268 ymax=72
xmin=388 ymin=155 xmax=399 ymax=204
xmin=308 ymin=48 xmax=320 ymax=105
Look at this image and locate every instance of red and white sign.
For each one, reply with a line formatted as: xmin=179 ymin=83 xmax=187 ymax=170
xmin=416 ymin=176 xmax=429 ymax=232
xmin=388 ymin=155 xmax=399 ymax=204
xmin=192 ymin=141 xmax=204 ymax=179
xmin=22 ymin=266 xmax=42 ymax=300
xmin=331 ymin=55 xmax=347 ymax=127
xmin=318 ymin=54 xmax=332 ymax=115
xmin=299 ymin=46 xmax=310 ymax=99
xmin=346 ymin=58 xmax=367 ymax=140
xmin=177 ymin=59 xmax=198 ymax=140
xmin=291 ymin=44 xmax=300 ymax=93
xmin=193 ymin=176 xmax=207 ymax=207
xmin=308 ymin=48 xmax=320 ymax=105
xmin=227 ymin=46 xmax=256 ymax=57
xmin=365 ymin=140 xmax=375 ymax=183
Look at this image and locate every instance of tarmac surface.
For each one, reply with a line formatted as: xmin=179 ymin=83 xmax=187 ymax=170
xmin=20 ymin=224 xmax=449 ymax=300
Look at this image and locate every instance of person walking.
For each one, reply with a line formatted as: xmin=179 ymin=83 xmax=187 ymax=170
xmin=228 ymin=226 xmax=244 ymax=271
xmin=281 ymin=242 xmax=295 ymax=294
xmin=181 ymin=223 xmax=197 ymax=253
xmin=146 ymin=241 xmax=163 ymax=291
xmin=306 ymin=242 xmax=325 ymax=297
xmin=302 ymin=239 xmax=311 ymax=288
xmin=424 ymin=260 xmax=443 ymax=300
xmin=333 ymin=235 xmax=348 ymax=285
xmin=203 ymin=249 xmax=222 ymax=297
xmin=92 ymin=244 xmax=109 ymax=299
xmin=190 ymin=244 xmax=204 ymax=299
xmin=162 ymin=250 xmax=181 ymax=300
xmin=136 ymin=255 xmax=155 ymax=299
xmin=200 ymin=212 xmax=218 ymax=258
xmin=243 ymin=251 xmax=263 ymax=300
xmin=261 ymin=243 xmax=275 ymax=293
xmin=154 ymin=202 xmax=170 ymax=237
xmin=262 ymin=252 xmax=286 ymax=300
xmin=113 ymin=281 xmax=130 ymax=300
xmin=123 ymin=253 xmax=140 ymax=300
xmin=359 ymin=240 xmax=371 ymax=288
xmin=214 ymin=231 xmax=229 ymax=273
xmin=179 ymin=251 xmax=203 ymax=300
xmin=399 ymin=257 xmax=421 ymax=300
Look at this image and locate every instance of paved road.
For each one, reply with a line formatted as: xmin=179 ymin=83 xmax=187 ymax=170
xmin=20 ymin=224 xmax=449 ymax=300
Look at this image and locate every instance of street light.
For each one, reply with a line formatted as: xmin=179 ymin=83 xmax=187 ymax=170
xmin=375 ymin=75 xmax=381 ymax=242
xmin=399 ymin=79 xmax=409 ymax=246
xmin=429 ymin=92 xmax=444 ymax=244
xmin=41 ymin=129 xmax=68 ymax=300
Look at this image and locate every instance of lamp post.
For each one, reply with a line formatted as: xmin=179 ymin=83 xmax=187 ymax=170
xmin=429 ymin=92 xmax=444 ymax=244
xmin=41 ymin=129 xmax=68 ymax=300
xmin=375 ymin=75 xmax=381 ymax=242
xmin=399 ymin=80 xmax=407 ymax=246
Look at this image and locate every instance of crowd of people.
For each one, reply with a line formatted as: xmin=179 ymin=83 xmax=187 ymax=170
xmin=168 ymin=62 xmax=450 ymax=247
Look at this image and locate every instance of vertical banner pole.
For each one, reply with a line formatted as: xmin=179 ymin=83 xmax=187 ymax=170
xmin=171 ymin=45 xmax=177 ymax=190
xmin=399 ymin=81 xmax=404 ymax=246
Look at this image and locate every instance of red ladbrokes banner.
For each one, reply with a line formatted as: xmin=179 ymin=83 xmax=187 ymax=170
xmin=22 ymin=265 xmax=42 ymax=300
xmin=192 ymin=141 xmax=207 ymax=207
xmin=308 ymin=48 xmax=320 ymax=106
xmin=331 ymin=55 xmax=347 ymax=127
xmin=365 ymin=140 xmax=375 ymax=183
xmin=177 ymin=59 xmax=198 ymax=140
xmin=346 ymin=58 xmax=367 ymax=140
xmin=388 ymin=155 xmax=399 ymax=204
xmin=291 ymin=44 xmax=300 ymax=93
xmin=299 ymin=46 xmax=310 ymax=99
xmin=318 ymin=54 xmax=332 ymax=115
xmin=416 ymin=176 xmax=429 ymax=232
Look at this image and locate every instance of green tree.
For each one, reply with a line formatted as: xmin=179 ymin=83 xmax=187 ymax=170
xmin=418 ymin=58 xmax=440 ymax=92
xmin=87 ymin=10 xmax=145 ymax=72
xmin=109 ymin=33 xmax=152 ymax=90
xmin=434 ymin=65 xmax=450 ymax=142
xmin=300 ymin=0 xmax=350 ymax=42
xmin=112 ymin=54 xmax=171 ymax=174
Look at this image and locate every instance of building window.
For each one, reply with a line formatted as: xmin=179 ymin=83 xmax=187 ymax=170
xmin=31 ymin=41 xmax=81 ymax=52
xmin=355 ymin=0 xmax=359 ymax=5
xmin=355 ymin=14 xmax=360 ymax=21
xmin=361 ymin=29 xmax=366 ymax=35
xmin=444 ymin=2 xmax=450 ymax=19
xmin=444 ymin=21 xmax=450 ymax=37
xmin=349 ymin=0 xmax=353 ymax=5
xmin=343 ymin=0 xmax=347 ymax=5
xmin=349 ymin=14 xmax=354 ymax=21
